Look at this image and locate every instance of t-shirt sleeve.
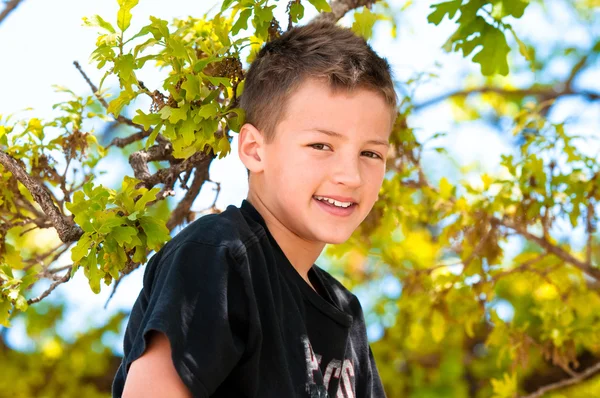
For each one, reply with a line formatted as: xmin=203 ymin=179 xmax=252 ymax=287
xmin=125 ymin=240 xmax=250 ymax=397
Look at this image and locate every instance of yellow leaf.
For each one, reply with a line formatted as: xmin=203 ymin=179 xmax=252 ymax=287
xmin=431 ymin=310 xmax=446 ymax=343
xmin=439 ymin=177 xmax=454 ymax=199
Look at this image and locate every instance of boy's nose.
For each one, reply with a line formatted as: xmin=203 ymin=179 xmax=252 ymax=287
xmin=331 ymin=156 xmax=362 ymax=188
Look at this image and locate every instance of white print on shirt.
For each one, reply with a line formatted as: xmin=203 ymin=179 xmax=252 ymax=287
xmin=302 ymin=336 xmax=356 ymax=398
xmin=303 ymin=336 xmax=321 ymax=383
xmin=338 ymin=360 xmax=355 ymax=398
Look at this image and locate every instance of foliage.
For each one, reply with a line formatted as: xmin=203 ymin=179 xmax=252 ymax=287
xmin=0 ymin=301 xmax=124 ymax=397
xmin=1 ymin=0 xmax=599 ymax=396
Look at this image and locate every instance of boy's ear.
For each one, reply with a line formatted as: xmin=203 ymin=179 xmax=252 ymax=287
xmin=238 ymin=123 xmax=265 ymax=173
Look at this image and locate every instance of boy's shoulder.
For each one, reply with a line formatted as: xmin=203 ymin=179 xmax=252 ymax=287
xmin=160 ymin=202 xmax=265 ymax=259
xmin=313 ymin=265 xmax=364 ymax=315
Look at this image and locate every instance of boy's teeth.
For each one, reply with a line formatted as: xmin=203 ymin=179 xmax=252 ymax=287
xmin=314 ymin=196 xmax=353 ymax=208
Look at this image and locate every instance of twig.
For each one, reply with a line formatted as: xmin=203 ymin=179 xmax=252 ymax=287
xmin=0 ymin=0 xmax=23 ymax=25
xmin=565 ymin=54 xmax=589 ymax=90
xmin=520 ymin=360 xmax=600 ymax=398
xmin=414 ymin=87 xmax=600 ymax=112
xmin=108 ymin=130 xmax=153 ymax=148
xmin=27 ymin=266 xmax=72 ymax=305
xmin=138 ymin=150 xmax=211 ymax=189
xmin=74 ymin=60 xmax=156 ymax=148
xmin=498 ymin=218 xmax=600 ymax=281
xmin=73 ymin=61 xmax=109 ymax=109
xmin=314 ymin=0 xmax=378 ymax=23
xmin=166 ymin=161 xmax=211 ymax=230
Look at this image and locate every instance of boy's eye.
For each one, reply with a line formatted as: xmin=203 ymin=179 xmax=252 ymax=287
xmin=361 ymin=151 xmax=382 ymax=159
xmin=309 ymin=143 xmax=332 ymax=151
xmin=309 ymin=144 xmax=383 ymax=159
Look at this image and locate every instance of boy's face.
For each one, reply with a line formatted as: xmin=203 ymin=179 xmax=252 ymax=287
xmin=246 ymin=78 xmax=393 ymax=245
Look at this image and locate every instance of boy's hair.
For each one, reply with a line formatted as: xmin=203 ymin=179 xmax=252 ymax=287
xmin=239 ymin=21 xmax=397 ymax=143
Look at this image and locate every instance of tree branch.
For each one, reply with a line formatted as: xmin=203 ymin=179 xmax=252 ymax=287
xmin=314 ymin=0 xmax=378 ymax=23
xmin=520 ymin=360 xmax=600 ymax=398
xmin=138 ymin=150 xmax=212 ymax=190
xmin=0 ymin=151 xmax=82 ymax=243
xmin=166 ymin=161 xmax=211 ymax=230
xmin=129 ymin=143 xmax=176 ymax=182
xmin=498 ymin=217 xmax=600 ymax=281
xmin=0 ymin=0 xmax=23 ymax=25
xmin=27 ymin=267 xmax=72 ymax=305
xmin=565 ymin=54 xmax=589 ymax=91
xmin=73 ymin=61 xmax=158 ymax=148
xmin=414 ymin=86 xmax=600 ymax=111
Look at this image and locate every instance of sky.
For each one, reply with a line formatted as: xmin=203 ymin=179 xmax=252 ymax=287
xmin=0 ymin=0 xmax=598 ymax=353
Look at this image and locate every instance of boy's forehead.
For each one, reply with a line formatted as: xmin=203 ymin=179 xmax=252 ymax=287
xmin=277 ymin=81 xmax=394 ymax=136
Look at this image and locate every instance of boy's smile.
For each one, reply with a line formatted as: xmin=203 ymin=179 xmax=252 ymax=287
xmin=239 ymin=78 xmax=394 ymax=276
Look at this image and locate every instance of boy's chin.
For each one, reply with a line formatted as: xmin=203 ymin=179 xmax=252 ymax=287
xmin=316 ymin=231 xmax=353 ymax=245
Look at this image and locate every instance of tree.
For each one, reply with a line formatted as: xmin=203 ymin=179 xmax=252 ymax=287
xmin=1 ymin=0 xmax=599 ymax=396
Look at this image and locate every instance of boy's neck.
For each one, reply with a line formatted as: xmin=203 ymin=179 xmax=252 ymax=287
xmin=246 ymin=193 xmax=325 ymax=283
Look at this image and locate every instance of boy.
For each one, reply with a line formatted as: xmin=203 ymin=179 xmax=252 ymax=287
xmin=113 ymin=20 xmax=397 ymax=398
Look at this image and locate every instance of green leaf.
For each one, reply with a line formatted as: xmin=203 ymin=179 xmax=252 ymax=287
xmin=85 ymin=245 xmax=101 ymax=294
xmin=97 ymin=213 xmax=126 ymax=234
xmin=226 ymin=108 xmax=245 ymax=132
xmin=72 ymin=234 xmax=92 ymax=263
xmin=117 ymin=0 xmax=140 ymax=32
xmin=197 ymin=102 xmax=219 ymax=119
xmin=308 ymin=0 xmax=332 ymax=13
xmin=472 ymin=26 xmax=510 ymax=76
xmin=107 ymin=89 xmax=138 ymax=116
xmin=205 ymin=76 xmax=231 ymax=88
xmin=139 ymin=216 xmax=170 ymax=251
xmin=428 ymin=0 xmax=462 ymax=25
xmin=232 ymin=8 xmax=252 ymax=36
xmin=254 ymin=4 xmax=275 ymax=26
xmin=158 ymin=106 xmax=173 ymax=120
xmin=352 ymin=7 xmax=378 ymax=40
xmin=113 ymin=54 xmax=136 ymax=87
xmin=180 ymin=118 xmax=197 ymax=146
xmin=14 ymin=293 xmax=27 ymax=311
xmin=217 ymin=137 xmax=231 ymax=159
xmin=221 ymin=0 xmax=237 ymax=12
xmin=181 ymin=74 xmax=200 ymax=102
xmin=132 ymin=109 xmax=162 ymax=131
xmin=147 ymin=16 xmax=170 ymax=40
xmin=145 ymin=123 xmax=162 ymax=149
xmin=134 ymin=187 xmax=160 ymax=212
xmin=167 ymin=37 xmax=188 ymax=59
xmin=133 ymin=37 xmax=158 ymax=57
xmin=491 ymin=372 xmax=518 ymax=397
xmin=172 ymin=137 xmax=197 ymax=159
xmin=502 ymin=0 xmax=529 ymax=18
xmin=168 ymin=105 xmax=189 ymax=124
xmin=111 ymin=226 xmax=138 ymax=245
xmin=82 ymin=15 xmax=116 ymax=33
xmin=0 ymin=300 xmax=11 ymax=327
xmin=289 ymin=3 xmax=305 ymax=23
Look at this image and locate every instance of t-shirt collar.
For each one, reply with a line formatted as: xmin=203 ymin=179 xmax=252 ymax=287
xmin=240 ymin=199 xmax=268 ymax=229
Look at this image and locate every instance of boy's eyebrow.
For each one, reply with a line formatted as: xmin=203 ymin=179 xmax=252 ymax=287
xmin=309 ymin=128 xmax=390 ymax=147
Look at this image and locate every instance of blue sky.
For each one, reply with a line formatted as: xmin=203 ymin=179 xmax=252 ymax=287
xmin=1 ymin=0 xmax=598 ymax=353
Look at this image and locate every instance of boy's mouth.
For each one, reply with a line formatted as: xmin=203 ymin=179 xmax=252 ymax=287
xmin=313 ymin=195 xmax=357 ymax=209
xmin=313 ymin=195 xmax=358 ymax=217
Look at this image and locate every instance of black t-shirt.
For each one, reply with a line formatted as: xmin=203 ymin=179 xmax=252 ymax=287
xmin=112 ymin=199 xmax=386 ymax=398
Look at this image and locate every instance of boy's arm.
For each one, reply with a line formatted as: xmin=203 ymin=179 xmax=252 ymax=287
xmin=116 ymin=241 xmax=254 ymax=397
xmin=122 ymin=331 xmax=192 ymax=398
